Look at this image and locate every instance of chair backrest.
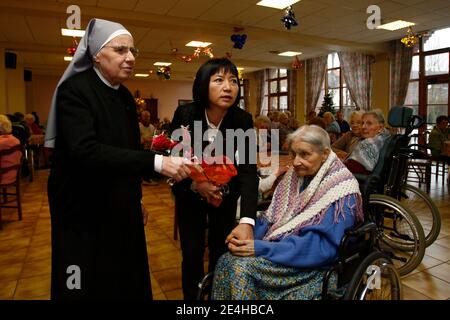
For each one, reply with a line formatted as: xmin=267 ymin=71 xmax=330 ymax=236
xmin=11 ymin=125 xmax=28 ymax=146
xmin=0 ymin=144 xmax=23 ymax=185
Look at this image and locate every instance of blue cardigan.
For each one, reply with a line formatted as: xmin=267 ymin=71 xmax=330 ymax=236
xmin=254 ymin=194 xmax=358 ymax=269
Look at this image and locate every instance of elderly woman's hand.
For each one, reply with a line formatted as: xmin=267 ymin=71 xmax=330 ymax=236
xmin=227 ymin=238 xmax=255 ymax=257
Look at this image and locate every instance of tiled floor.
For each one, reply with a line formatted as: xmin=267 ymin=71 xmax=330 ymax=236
xmin=0 ymin=169 xmax=449 ymax=300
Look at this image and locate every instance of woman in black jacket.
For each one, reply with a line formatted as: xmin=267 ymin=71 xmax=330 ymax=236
xmin=171 ymin=58 xmax=258 ymax=300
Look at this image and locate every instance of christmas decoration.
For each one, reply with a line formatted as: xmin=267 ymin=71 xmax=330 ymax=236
xmin=401 ymin=27 xmax=419 ymax=48
xmin=292 ymin=55 xmax=302 ymax=69
xmin=318 ymin=92 xmax=335 ymax=117
xmin=157 ymin=66 xmax=171 ymax=80
xmin=230 ymin=34 xmax=247 ymax=49
xmin=66 ymin=38 xmax=78 ymax=56
xmin=281 ymin=6 xmax=298 ymax=30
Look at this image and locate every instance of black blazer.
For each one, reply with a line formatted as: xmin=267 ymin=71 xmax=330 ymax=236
xmin=170 ymin=102 xmax=258 ymax=220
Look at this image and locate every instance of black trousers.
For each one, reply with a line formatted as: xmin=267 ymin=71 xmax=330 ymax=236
xmin=175 ymin=191 xmax=238 ymax=300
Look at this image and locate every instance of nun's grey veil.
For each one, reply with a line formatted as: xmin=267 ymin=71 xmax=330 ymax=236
xmin=44 ymin=18 xmax=132 ymax=148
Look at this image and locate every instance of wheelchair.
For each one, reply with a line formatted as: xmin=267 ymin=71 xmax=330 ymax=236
xmin=197 ymin=176 xmax=402 ymax=301
xmin=356 ymin=106 xmax=440 ymax=275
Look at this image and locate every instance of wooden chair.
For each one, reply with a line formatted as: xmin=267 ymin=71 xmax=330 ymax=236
xmin=0 ymin=144 xmax=23 ymax=230
xmin=424 ymin=130 xmax=448 ymax=186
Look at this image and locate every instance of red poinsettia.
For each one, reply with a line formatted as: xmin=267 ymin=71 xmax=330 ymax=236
xmin=150 ymin=133 xmax=178 ymax=154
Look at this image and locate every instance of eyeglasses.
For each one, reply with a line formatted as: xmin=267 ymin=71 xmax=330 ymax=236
xmin=104 ymin=45 xmax=139 ymax=58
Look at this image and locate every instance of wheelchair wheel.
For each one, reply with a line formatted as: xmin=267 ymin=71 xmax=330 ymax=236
xmin=196 ymin=272 xmax=214 ymax=300
xmin=344 ymin=251 xmax=402 ymax=300
xmin=369 ymin=194 xmax=425 ymax=276
xmin=398 ymin=184 xmax=441 ymax=247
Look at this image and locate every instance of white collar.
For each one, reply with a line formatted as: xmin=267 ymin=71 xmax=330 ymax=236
xmin=204 ymin=109 xmax=223 ymax=129
xmin=93 ymin=66 xmax=120 ymax=90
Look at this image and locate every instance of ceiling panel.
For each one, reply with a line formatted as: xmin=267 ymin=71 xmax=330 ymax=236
xmin=97 ymin=0 xmax=139 ymax=11
xmin=134 ymin=0 xmax=179 ymax=15
xmin=0 ymin=14 xmax=35 ymax=43
xmin=166 ymin=0 xmax=220 ymax=19
xmin=198 ymin=0 xmax=254 ymax=24
xmin=26 ymin=17 xmax=62 ymax=46
xmin=57 ymin=0 xmax=98 ymax=6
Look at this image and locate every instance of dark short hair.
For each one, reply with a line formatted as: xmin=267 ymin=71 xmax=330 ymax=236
xmin=436 ymin=115 xmax=448 ymax=124
xmin=192 ymin=58 xmax=241 ymax=109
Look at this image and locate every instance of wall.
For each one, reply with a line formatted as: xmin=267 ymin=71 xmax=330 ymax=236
xmin=125 ymin=79 xmax=193 ymax=121
xmin=5 ymin=65 xmax=26 ymax=114
xmin=26 ymin=75 xmax=193 ymax=125
xmin=0 ymin=48 xmax=6 ymax=114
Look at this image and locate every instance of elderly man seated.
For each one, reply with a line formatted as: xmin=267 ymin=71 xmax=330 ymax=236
xmin=212 ymin=125 xmax=363 ymax=300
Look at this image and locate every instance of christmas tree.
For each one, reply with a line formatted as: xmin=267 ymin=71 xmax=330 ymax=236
xmin=318 ymin=91 xmax=335 ymax=117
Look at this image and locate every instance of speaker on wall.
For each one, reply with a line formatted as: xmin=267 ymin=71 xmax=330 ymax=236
xmin=24 ymin=70 xmax=32 ymax=82
xmin=5 ymin=52 xmax=17 ymax=69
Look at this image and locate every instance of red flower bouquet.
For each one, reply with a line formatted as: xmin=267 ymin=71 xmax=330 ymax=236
xmin=187 ymin=155 xmax=237 ymax=207
xmin=150 ymin=133 xmax=178 ymax=155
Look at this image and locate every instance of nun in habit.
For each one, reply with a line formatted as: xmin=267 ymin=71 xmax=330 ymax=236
xmin=46 ymin=18 xmax=190 ymax=299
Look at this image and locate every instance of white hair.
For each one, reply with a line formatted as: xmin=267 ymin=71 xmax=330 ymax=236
xmin=287 ymin=125 xmax=331 ymax=153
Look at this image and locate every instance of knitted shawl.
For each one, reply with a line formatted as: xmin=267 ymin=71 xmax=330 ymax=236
xmin=262 ymin=151 xmax=362 ymax=241
xmin=346 ymin=129 xmax=390 ymax=171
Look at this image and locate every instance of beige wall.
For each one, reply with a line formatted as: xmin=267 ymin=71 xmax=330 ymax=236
xmin=5 ymin=65 xmax=26 ymax=115
xmin=125 ymin=79 xmax=193 ymax=121
xmin=297 ymin=66 xmax=306 ymax=123
xmin=0 ymin=49 xmax=6 ymax=115
xmin=26 ymin=74 xmax=193 ymax=125
xmin=372 ymin=54 xmax=390 ymax=119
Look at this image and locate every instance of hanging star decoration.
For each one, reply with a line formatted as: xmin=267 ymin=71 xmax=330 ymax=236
xmin=281 ymin=6 xmax=298 ymax=30
xmin=401 ymin=27 xmax=419 ymax=48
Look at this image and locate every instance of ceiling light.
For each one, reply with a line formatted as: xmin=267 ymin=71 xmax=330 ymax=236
xmin=257 ymin=0 xmax=301 ymax=10
xmin=237 ymin=67 xmax=245 ymax=71
xmin=185 ymin=41 xmax=212 ymax=48
xmin=278 ymin=51 xmax=302 ymax=56
xmin=153 ymin=62 xmax=172 ymax=66
xmin=63 ymin=56 xmax=73 ymax=61
xmin=61 ymin=28 xmax=85 ymax=37
xmin=135 ymin=74 xmax=149 ymax=77
xmin=376 ymin=20 xmax=415 ymax=31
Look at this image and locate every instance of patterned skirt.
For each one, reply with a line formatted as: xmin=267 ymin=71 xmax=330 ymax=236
xmin=211 ymin=252 xmax=336 ymax=300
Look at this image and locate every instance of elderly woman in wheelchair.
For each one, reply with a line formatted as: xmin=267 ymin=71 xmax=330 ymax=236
xmin=211 ymin=125 xmax=367 ymax=300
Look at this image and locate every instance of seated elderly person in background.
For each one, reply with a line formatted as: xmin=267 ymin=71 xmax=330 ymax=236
xmin=278 ymin=112 xmax=294 ymax=151
xmin=323 ymin=112 xmax=341 ymax=144
xmin=344 ymin=109 xmax=390 ymax=175
xmin=332 ymin=111 xmax=363 ymax=160
xmin=212 ymin=125 xmax=363 ymax=300
xmin=139 ymin=110 xmax=155 ymax=150
xmin=24 ymin=113 xmax=43 ymax=135
xmin=336 ymin=110 xmax=350 ymax=134
xmin=0 ymin=115 xmax=22 ymax=185
xmin=428 ymin=115 xmax=449 ymax=157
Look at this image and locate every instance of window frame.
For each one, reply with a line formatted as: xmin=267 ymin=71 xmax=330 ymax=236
xmin=266 ymin=68 xmax=289 ymax=112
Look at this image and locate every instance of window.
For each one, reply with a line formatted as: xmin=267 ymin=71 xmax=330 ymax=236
xmin=316 ymin=52 xmax=355 ymax=119
xmin=266 ymin=68 xmax=289 ymax=112
xmin=405 ymin=26 xmax=450 ymax=134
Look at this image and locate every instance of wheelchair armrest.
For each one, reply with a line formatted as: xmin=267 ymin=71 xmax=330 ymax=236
xmin=345 ymin=221 xmax=377 ymax=237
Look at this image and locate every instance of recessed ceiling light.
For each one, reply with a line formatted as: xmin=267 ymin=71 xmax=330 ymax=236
xmin=185 ymin=41 xmax=212 ymax=48
xmin=135 ymin=74 xmax=149 ymax=77
xmin=63 ymin=56 xmax=73 ymax=61
xmin=278 ymin=51 xmax=302 ymax=56
xmin=257 ymin=0 xmax=301 ymax=10
xmin=61 ymin=28 xmax=85 ymax=37
xmin=153 ymin=62 xmax=172 ymax=66
xmin=376 ymin=20 xmax=415 ymax=31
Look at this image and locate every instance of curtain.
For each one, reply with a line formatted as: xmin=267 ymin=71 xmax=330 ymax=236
xmin=242 ymin=79 xmax=250 ymax=111
xmin=389 ymin=40 xmax=413 ymax=107
xmin=305 ymin=56 xmax=327 ymax=114
xmin=338 ymin=52 xmax=373 ymax=111
xmin=255 ymin=70 xmax=267 ymax=115
xmin=287 ymin=69 xmax=297 ymax=118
